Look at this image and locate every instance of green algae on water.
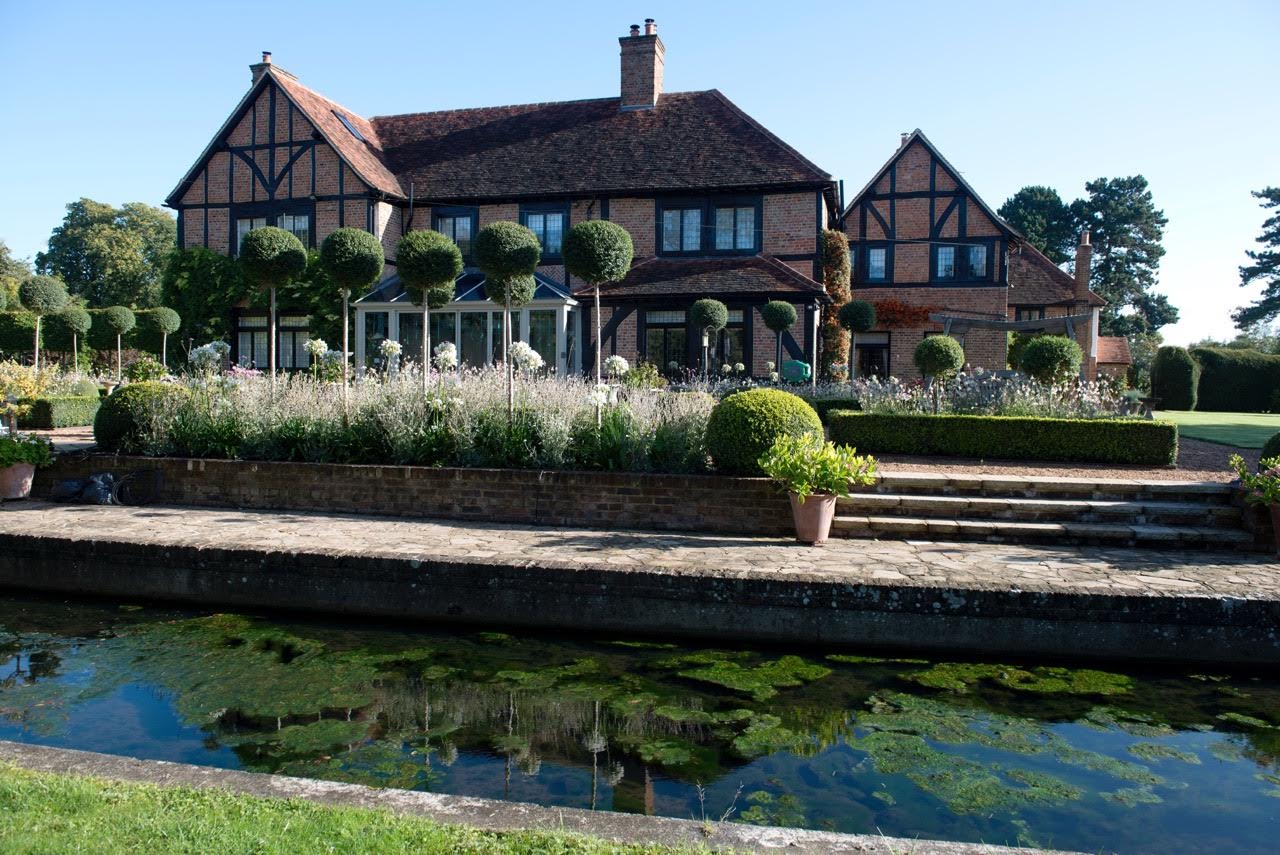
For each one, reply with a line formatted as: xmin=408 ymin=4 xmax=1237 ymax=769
xmin=1127 ymin=742 xmax=1202 ymax=764
xmin=904 ymin=662 xmax=1132 ymax=696
xmin=663 ymin=652 xmax=832 ymax=701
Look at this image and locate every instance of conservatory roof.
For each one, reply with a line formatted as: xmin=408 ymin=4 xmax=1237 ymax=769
xmin=354 ymin=270 xmax=575 ymax=306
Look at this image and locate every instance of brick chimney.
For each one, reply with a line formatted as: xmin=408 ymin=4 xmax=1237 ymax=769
xmin=1074 ymin=231 xmax=1093 ymax=302
xmin=619 ymin=19 xmax=664 ymax=110
xmin=250 ymin=51 xmax=273 ymax=86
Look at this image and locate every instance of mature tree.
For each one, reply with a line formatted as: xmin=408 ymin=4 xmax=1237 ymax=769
xmin=838 ymin=300 xmax=875 ymax=382
xmin=320 ymin=228 xmax=384 ymax=412
xmin=240 ymin=227 xmax=307 ymax=382
xmin=998 ymin=186 xmax=1075 ymax=264
xmin=474 ymin=222 xmax=541 ymax=418
xmin=100 ymin=305 xmax=136 ymax=382
xmin=819 ymin=228 xmax=852 ymax=377
xmin=18 ymin=275 xmax=70 ymax=370
xmin=0 ymin=239 xmax=30 ymax=307
xmin=563 ymin=221 xmax=634 ymax=386
xmin=141 ymin=307 xmax=182 ymax=369
xmin=36 ymin=199 xmax=176 ymax=307
xmin=1233 ymin=187 xmax=1280 ymax=328
xmin=397 ymin=230 xmax=464 ymax=393
xmin=691 ymin=299 xmax=728 ymax=377
xmin=761 ymin=301 xmax=798 ymax=377
xmin=55 ymin=304 xmax=93 ymax=365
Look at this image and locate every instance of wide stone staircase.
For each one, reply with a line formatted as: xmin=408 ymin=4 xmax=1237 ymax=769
xmin=833 ymin=472 xmax=1257 ymax=549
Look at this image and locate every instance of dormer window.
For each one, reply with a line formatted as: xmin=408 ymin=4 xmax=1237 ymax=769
xmin=434 ymin=207 xmax=477 ymax=260
xmin=713 ymin=205 xmax=755 ymax=251
xmin=661 ymin=206 xmax=701 ymax=253
xmin=521 ymin=203 xmax=568 ymax=258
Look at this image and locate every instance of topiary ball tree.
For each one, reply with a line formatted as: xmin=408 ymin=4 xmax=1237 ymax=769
xmin=1150 ymin=345 xmax=1199 ymax=411
xmin=838 ymin=300 xmax=876 ymax=382
xmin=18 ymin=275 xmax=69 ymax=371
xmin=100 ymin=305 xmax=136 ymax=383
xmin=94 ymin=381 xmax=190 ymax=454
xmin=474 ymin=222 xmax=541 ymax=418
xmin=142 ymin=306 xmax=181 ymax=369
xmin=691 ymin=299 xmax=729 ymax=377
xmin=705 ymin=388 xmax=823 ymax=476
xmin=397 ymin=230 xmax=464 ymax=393
xmin=563 ymin=220 xmax=634 ymax=386
xmin=320 ymin=228 xmax=385 ymax=412
xmin=1019 ymin=334 xmax=1083 ymax=384
xmin=57 ymin=304 xmax=92 ymax=367
xmin=914 ymin=335 xmax=965 ymax=413
xmin=760 ymin=301 xmax=798 ymax=378
xmin=240 ymin=226 xmax=307 ymax=382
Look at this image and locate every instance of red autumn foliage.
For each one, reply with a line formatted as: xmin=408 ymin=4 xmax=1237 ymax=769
xmin=872 ymin=299 xmax=938 ymax=329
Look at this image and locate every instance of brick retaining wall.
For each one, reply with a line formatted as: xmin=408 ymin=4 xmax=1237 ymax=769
xmin=35 ymin=455 xmax=794 ymax=536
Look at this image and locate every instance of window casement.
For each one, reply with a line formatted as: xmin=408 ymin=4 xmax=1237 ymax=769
xmin=933 ymin=242 xmax=992 ymax=283
xmin=713 ymin=205 xmax=755 ymax=252
xmin=520 ymin=204 xmax=568 ymax=258
xmin=277 ymin=213 xmax=310 ymax=248
xmin=661 ymin=206 xmax=702 ymax=254
xmin=1016 ymin=306 xmax=1047 ymax=322
xmin=433 ymin=207 xmax=478 ymax=261
xmin=233 ymin=207 xmax=313 ymax=255
xmin=643 ymin=309 xmax=688 ymax=370
xmin=658 ymin=196 xmax=762 ymax=256
xmin=235 ymin=217 xmax=267 ymax=253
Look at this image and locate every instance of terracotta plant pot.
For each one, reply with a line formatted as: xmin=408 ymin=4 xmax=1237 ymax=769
xmin=1271 ymin=505 xmax=1280 ymax=557
xmin=0 ymin=463 xmax=36 ymax=500
xmin=789 ymin=492 xmax=838 ymax=545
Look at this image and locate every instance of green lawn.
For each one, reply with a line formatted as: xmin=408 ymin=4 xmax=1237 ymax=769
xmin=0 ymin=763 xmax=718 ymax=855
xmin=1155 ymin=410 xmax=1280 ymax=448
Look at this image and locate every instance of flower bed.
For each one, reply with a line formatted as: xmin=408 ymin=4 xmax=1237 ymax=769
xmin=828 ymin=411 xmax=1178 ymax=466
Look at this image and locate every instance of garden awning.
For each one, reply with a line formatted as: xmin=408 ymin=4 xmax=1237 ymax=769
xmin=928 ymin=312 xmax=1093 ymax=337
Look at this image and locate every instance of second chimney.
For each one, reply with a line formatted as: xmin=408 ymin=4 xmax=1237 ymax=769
xmin=619 ymin=19 xmax=664 ymax=110
xmin=1074 ymin=231 xmax=1093 ymax=302
xmin=250 ymin=51 xmax=273 ymax=86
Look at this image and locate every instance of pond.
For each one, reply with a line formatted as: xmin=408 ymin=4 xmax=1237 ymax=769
xmin=0 ymin=593 xmax=1276 ymax=853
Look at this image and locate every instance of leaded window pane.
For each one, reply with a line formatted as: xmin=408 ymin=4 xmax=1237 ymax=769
xmin=867 ymin=247 xmax=887 ymax=280
xmin=662 ymin=210 xmax=682 ymax=252
xmin=715 ymin=207 xmax=734 ymax=250
xmin=734 ymin=206 xmax=754 ymax=249
xmin=968 ymin=245 xmax=987 ymax=278
xmin=544 ymin=212 xmax=563 ymax=255
xmin=682 ymin=209 xmax=700 ymax=251
xmin=937 ymin=246 xmax=956 ymax=279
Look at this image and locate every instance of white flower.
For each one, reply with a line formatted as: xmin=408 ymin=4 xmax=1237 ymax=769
xmin=586 ymin=384 xmax=612 ymax=407
xmin=509 ymin=341 xmax=545 ymax=371
xmin=765 ymin=361 xmax=776 ymax=372
xmin=189 ymin=340 xmax=230 ymax=374
xmin=378 ymin=339 xmax=402 ymax=358
xmin=432 ymin=341 xmax=458 ymax=370
xmin=603 ymin=355 xmax=630 ymax=377
xmin=769 ymin=371 xmax=779 ymax=383
xmin=720 ymin=364 xmax=731 ymax=375
xmin=303 ymin=338 xmax=328 ymax=358
xmin=734 ymin=362 xmax=745 ymax=374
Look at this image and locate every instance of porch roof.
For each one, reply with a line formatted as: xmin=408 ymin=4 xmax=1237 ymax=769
xmin=928 ymin=312 xmax=1094 ymax=334
xmin=354 ymin=270 xmax=575 ymax=306
xmin=582 ymin=254 xmax=829 ymax=303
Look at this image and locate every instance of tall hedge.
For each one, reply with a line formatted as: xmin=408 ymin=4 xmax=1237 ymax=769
xmin=0 ymin=311 xmax=39 ymax=357
xmin=1188 ymin=347 xmax=1280 ymax=413
xmin=1149 ymin=346 xmax=1199 ymax=411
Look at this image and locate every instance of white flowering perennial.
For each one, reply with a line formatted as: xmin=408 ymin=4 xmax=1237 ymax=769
xmin=508 ymin=341 xmax=545 ymax=371
xmin=603 ymin=355 xmax=630 ymax=378
xmin=432 ymin=341 xmax=458 ymax=370
xmin=378 ymin=339 xmax=403 ymax=358
xmin=303 ymin=338 xmax=329 ymax=359
xmin=189 ymin=341 xmax=230 ymax=374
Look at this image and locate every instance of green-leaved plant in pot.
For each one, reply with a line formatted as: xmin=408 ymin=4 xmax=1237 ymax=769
xmin=1230 ymin=453 xmax=1280 ymax=555
xmin=0 ymin=433 xmax=54 ymax=500
xmin=759 ymin=432 xmax=877 ymax=545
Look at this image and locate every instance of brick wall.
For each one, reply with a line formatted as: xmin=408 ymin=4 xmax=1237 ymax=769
xmin=607 ymin=198 xmax=654 ymax=259
xmin=763 ymin=192 xmax=816 ymax=256
xmin=35 ymin=456 xmax=794 ymax=537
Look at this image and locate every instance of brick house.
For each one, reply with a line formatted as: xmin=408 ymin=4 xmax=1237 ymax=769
xmin=165 ymin=21 xmax=836 ymax=376
xmin=840 ymin=131 xmax=1105 ymax=380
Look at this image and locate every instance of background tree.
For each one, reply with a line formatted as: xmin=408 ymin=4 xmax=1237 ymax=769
xmin=18 ymin=275 xmax=69 ymax=370
xmin=690 ymin=299 xmax=728 ymax=377
xmin=36 ymin=199 xmax=176 ymax=307
xmin=913 ymin=335 xmax=964 ymax=413
xmin=761 ymin=301 xmax=798 ymax=377
xmin=320 ymin=228 xmax=384 ymax=413
xmin=239 ymin=227 xmax=307 ymax=382
xmin=819 ymin=229 xmax=851 ymax=377
xmin=1233 ymin=187 xmax=1280 ymax=328
xmin=100 ymin=305 xmax=136 ymax=382
xmin=997 ymin=186 xmax=1075 ymax=263
xmin=0 ymin=239 xmax=31 ymax=306
xmin=53 ymin=304 xmax=92 ymax=367
xmin=474 ymin=222 xmax=541 ymax=418
xmin=397 ymin=230 xmax=463 ymax=393
xmin=141 ymin=307 xmax=181 ymax=369
xmin=838 ymin=300 xmax=875 ymax=382
xmin=563 ymin=221 xmax=634 ymax=387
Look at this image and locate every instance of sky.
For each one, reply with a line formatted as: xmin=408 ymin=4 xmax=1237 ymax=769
xmin=1 ymin=0 xmax=1276 ymax=345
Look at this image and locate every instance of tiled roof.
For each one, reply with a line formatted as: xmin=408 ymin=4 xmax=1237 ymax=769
xmin=582 ymin=255 xmax=827 ymax=301
xmin=371 ymin=90 xmax=832 ymax=200
xmin=1097 ymin=335 xmax=1133 ymax=365
xmin=1007 ymin=244 xmax=1106 ymax=307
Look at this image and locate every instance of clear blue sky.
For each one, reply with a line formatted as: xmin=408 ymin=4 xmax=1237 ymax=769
xmin=2 ymin=1 xmax=1276 ymax=344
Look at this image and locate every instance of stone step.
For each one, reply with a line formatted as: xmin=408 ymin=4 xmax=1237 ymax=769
xmin=837 ymin=493 xmax=1243 ymax=527
xmin=871 ymin=472 xmax=1235 ymax=504
xmin=831 ymin=514 xmax=1258 ymax=549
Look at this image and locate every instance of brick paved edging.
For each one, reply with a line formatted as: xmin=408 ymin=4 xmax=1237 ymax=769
xmin=0 ymin=741 xmax=1073 ymax=855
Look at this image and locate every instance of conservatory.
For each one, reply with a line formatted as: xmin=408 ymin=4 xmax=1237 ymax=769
xmin=354 ymin=271 xmax=580 ymax=374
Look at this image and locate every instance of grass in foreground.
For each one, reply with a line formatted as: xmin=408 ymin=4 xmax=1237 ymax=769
xmin=0 ymin=763 xmax=721 ymax=855
xmin=1155 ymin=410 xmax=1280 ymax=448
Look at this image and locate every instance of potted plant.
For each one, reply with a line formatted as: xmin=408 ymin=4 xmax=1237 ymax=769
xmin=0 ymin=432 xmax=54 ymax=500
xmin=759 ymin=432 xmax=877 ymax=545
xmin=1230 ymin=454 xmax=1280 ymax=555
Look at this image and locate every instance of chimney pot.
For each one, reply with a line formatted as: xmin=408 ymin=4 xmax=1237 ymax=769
xmin=644 ymin=18 xmax=657 ymax=35
xmin=629 ymin=24 xmax=640 ymax=36
xmin=262 ymin=51 xmax=272 ymax=64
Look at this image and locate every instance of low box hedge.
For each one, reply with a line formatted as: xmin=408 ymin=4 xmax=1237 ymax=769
xmin=18 ymin=395 xmax=102 ymax=429
xmin=797 ymin=396 xmax=861 ymax=424
xmin=827 ymin=411 xmax=1178 ymax=466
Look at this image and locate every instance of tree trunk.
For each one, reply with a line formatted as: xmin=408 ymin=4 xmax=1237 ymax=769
xmin=594 ymin=286 xmax=602 ymax=386
xmin=269 ymin=286 xmax=278 ymax=393
xmin=505 ymin=300 xmax=514 ymax=421
xmin=72 ymin=332 xmax=78 ymax=369
xmin=341 ymin=290 xmax=350 ymax=420
xmin=423 ymin=303 xmax=431 ymax=396
xmin=115 ymin=334 xmax=122 ymax=383
xmin=775 ymin=332 xmax=782 ymax=378
xmin=162 ymin=331 xmax=168 ymax=370
xmin=33 ymin=316 xmax=40 ymax=372
xmin=849 ymin=332 xmax=857 ymax=384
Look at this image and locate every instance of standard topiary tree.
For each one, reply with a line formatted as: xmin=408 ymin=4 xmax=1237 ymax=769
xmin=141 ymin=306 xmax=181 ymax=369
xmin=320 ymin=228 xmax=385 ymax=413
xmin=691 ymin=299 xmax=729 ymax=376
xmin=1150 ymin=345 xmax=1199 ymax=411
xmin=914 ymin=335 xmax=965 ymax=414
xmin=838 ymin=300 xmax=876 ymax=382
xmin=100 ymin=305 xmax=136 ymax=383
xmin=760 ymin=301 xmax=798 ymax=378
xmin=397 ymin=230 xmax=464 ymax=393
xmin=1019 ymin=334 xmax=1083 ymax=384
xmin=563 ymin=220 xmax=634 ymax=387
xmin=56 ymin=304 xmax=92 ymax=367
xmin=240 ymin=226 xmax=307 ymax=384
xmin=18 ymin=275 xmax=69 ymax=371
xmin=474 ymin=222 xmax=541 ymax=418
xmin=705 ymin=388 xmax=823 ymax=476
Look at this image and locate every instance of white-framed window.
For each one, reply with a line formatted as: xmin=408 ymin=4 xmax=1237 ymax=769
xmin=235 ymin=217 xmax=266 ymax=253
xmin=278 ymin=213 xmax=310 ymax=248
